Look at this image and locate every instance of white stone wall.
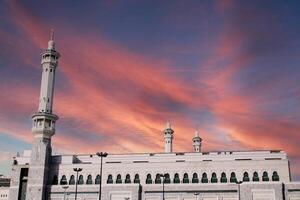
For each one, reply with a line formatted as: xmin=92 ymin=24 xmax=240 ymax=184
xmin=48 ymin=150 xmax=290 ymax=186
xmin=46 ymin=182 xmax=300 ymax=200
xmin=0 ymin=187 xmax=9 ymax=200
xmin=10 ymin=150 xmax=300 ymax=200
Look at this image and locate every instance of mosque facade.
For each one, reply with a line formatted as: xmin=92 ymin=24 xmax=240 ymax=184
xmin=8 ymin=33 xmax=300 ymax=200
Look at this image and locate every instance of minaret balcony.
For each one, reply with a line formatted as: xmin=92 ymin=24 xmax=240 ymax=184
xmin=32 ymin=112 xmax=58 ymax=138
xmin=32 ymin=126 xmax=56 ymax=138
xmin=41 ymin=57 xmax=58 ymax=65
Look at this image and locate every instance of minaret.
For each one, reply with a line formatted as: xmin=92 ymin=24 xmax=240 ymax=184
xmin=26 ymin=30 xmax=60 ymax=200
xmin=164 ymin=122 xmax=174 ymax=153
xmin=192 ymin=130 xmax=202 ymax=152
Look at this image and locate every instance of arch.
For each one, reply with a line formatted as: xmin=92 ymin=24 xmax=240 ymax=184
xmin=183 ymin=173 xmax=189 ymax=183
xmin=107 ymin=174 xmax=113 ymax=184
xmin=125 ymin=174 xmax=131 ymax=184
xmin=192 ymin=173 xmax=199 ymax=183
xmin=78 ymin=175 xmax=84 ymax=185
xmin=155 ymin=174 xmax=162 ymax=184
xmin=253 ymin=171 xmax=259 ymax=182
xmin=60 ymin=175 xmax=67 ymax=185
xmin=173 ymin=173 xmax=180 ymax=184
xmin=52 ymin=175 xmax=58 ymax=185
xmin=201 ymin=173 xmax=208 ymax=183
xmin=262 ymin=171 xmax=269 ymax=182
xmin=86 ymin=175 xmax=93 ymax=185
xmin=95 ymin=175 xmax=101 ymax=184
xmin=220 ymin=172 xmax=227 ymax=183
xmin=134 ymin=174 xmax=140 ymax=184
xmin=243 ymin=172 xmax=250 ymax=182
xmin=69 ymin=175 xmax=75 ymax=185
xmin=164 ymin=173 xmax=171 ymax=184
xmin=230 ymin=172 xmax=237 ymax=183
xmin=272 ymin=171 xmax=279 ymax=181
xmin=116 ymin=174 xmax=122 ymax=184
xmin=211 ymin=172 xmax=218 ymax=183
xmin=146 ymin=174 xmax=152 ymax=184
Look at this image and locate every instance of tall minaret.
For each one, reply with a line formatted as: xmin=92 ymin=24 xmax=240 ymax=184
xmin=26 ymin=30 xmax=60 ymax=200
xmin=164 ymin=122 xmax=174 ymax=153
xmin=192 ymin=130 xmax=202 ymax=152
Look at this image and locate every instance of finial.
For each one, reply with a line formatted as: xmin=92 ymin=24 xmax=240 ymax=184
xmin=50 ymin=29 xmax=54 ymax=41
xmin=48 ymin=29 xmax=55 ymax=50
xmin=195 ymin=130 xmax=199 ymax=137
xmin=166 ymin=121 xmax=171 ymax=129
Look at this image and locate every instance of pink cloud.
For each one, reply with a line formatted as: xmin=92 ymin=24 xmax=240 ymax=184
xmin=2 ymin=0 xmax=299 ymax=179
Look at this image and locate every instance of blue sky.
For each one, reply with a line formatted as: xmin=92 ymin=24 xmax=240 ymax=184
xmin=0 ymin=0 xmax=300 ymax=180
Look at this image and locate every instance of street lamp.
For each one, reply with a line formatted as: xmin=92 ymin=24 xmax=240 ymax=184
xmin=194 ymin=192 xmax=199 ymax=200
xmin=62 ymin=185 xmax=69 ymax=200
xmin=159 ymin=174 xmax=167 ymax=200
xmin=66 ymin=192 xmax=70 ymax=200
xmin=96 ymin=152 xmax=108 ymax=200
xmin=73 ymin=168 xmax=82 ymax=200
xmin=236 ymin=181 xmax=243 ymax=200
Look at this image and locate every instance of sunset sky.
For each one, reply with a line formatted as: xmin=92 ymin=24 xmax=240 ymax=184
xmin=0 ymin=0 xmax=300 ymax=180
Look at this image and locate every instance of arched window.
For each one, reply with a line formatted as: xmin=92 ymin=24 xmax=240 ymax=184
xmin=230 ymin=172 xmax=237 ymax=183
xmin=183 ymin=173 xmax=189 ymax=183
xmin=86 ymin=175 xmax=93 ymax=185
xmin=164 ymin=174 xmax=171 ymax=184
xmin=95 ymin=175 xmax=101 ymax=184
xmin=253 ymin=172 xmax=259 ymax=182
xmin=134 ymin=174 xmax=140 ymax=184
xmin=69 ymin=175 xmax=75 ymax=185
xmin=78 ymin=175 xmax=84 ymax=185
xmin=201 ymin=173 xmax=208 ymax=183
xmin=146 ymin=174 xmax=152 ymax=184
xmin=125 ymin=174 xmax=131 ymax=184
xmin=52 ymin=175 xmax=58 ymax=185
xmin=60 ymin=175 xmax=67 ymax=185
xmin=243 ymin=172 xmax=250 ymax=182
xmin=116 ymin=174 xmax=122 ymax=184
xmin=155 ymin=174 xmax=162 ymax=184
xmin=262 ymin=171 xmax=269 ymax=182
xmin=173 ymin=173 xmax=180 ymax=184
xmin=220 ymin=172 xmax=227 ymax=183
xmin=211 ymin=173 xmax=218 ymax=183
xmin=107 ymin=174 xmax=113 ymax=184
xmin=192 ymin=173 xmax=199 ymax=183
xmin=272 ymin=171 xmax=279 ymax=181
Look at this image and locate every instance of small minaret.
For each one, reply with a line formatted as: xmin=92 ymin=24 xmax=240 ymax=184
xmin=164 ymin=122 xmax=174 ymax=153
xmin=192 ymin=130 xmax=202 ymax=152
xmin=26 ymin=30 xmax=60 ymax=200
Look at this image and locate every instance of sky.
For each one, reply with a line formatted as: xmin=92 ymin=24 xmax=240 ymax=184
xmin=0 ymin=0 xmax=300 ymax=180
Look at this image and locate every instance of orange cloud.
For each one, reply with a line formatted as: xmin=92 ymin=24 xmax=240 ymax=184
xmin=2 ymin=0 xmax=300 ymax=180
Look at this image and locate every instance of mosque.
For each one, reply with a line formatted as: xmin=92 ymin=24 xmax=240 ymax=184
xmin=8 ymin=33 xmax=300 ymax=200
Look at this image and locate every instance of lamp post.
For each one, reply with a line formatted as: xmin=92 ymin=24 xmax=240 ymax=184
xmin=194 ymin=192 xmax=199 ymax=200
xmin=159 ymin=174 xmax=167 ymax=200
xmin=62 ymin=185 xmax=69 ymax=200
xmin=66 ymin=192 xmax=70 ymax=200
xmin=96 ymin=152 xmax=108 ymax=200
xmin=73 ymin=168 xmax=82 ymax=200
xmin=236 ymin=181 xmax=243 ymax=200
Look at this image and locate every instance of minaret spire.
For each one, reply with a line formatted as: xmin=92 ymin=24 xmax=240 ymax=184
xmin=50 ymin=29 xmax=54 ymax=40
xmin=48 ymin=29 xmax=55 ymax=50
xmin=192 ymin=129 xmax=202 ymax=152
xmin=163 ymin=121 xmax=174 ymax=153
xmin=27 ymin=31 xmax=60 ymax=200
